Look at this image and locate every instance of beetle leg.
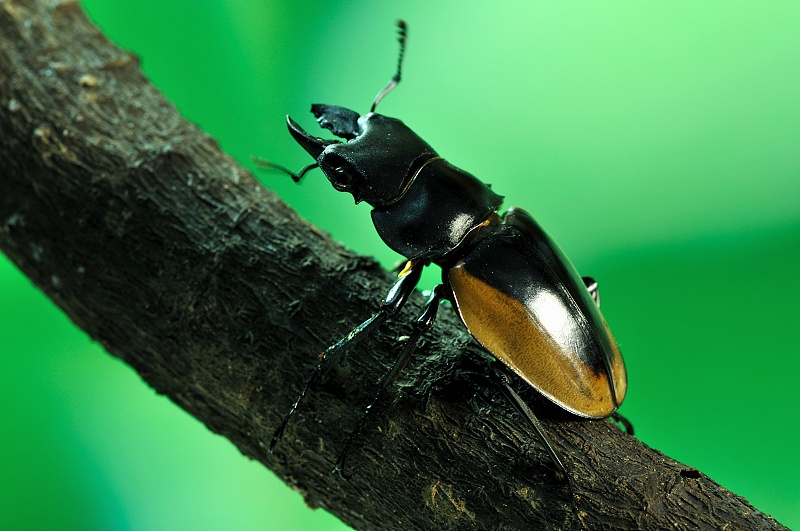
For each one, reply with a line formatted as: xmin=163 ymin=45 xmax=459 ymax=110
xmin=490 ymin=366 xmax=582 ymax=530
xmin=333 ymin=284 xmax=443 ymax=478
xmin=251 ymin=156 xmax=319 ymax=183
xmin=610 ymin=411 xmax=635 ymax=435
xmin=389 ymin=258 xmax=409 ymax=274
xmin=269 ymin=262 xmax=424 ymax=453
xmin=582 ymin=276 xmax=600 ymax=308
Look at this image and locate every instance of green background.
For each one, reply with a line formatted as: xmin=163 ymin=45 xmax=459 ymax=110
xmin=2 ymin=1 xmax=799 ymax=529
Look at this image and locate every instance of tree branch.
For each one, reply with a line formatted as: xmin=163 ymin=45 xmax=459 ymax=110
xmin=0 ymin=1 xmax=788 ymax=529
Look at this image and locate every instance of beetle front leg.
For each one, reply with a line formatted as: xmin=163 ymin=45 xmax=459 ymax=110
xmin=333 ymin=284 xmax=443 ymax=477
xmin=269 ymin=261 xmax=424 ymax=453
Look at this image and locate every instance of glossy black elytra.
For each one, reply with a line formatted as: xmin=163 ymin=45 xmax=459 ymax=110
xmin=257 ymin=21 xmax=629 ymax=528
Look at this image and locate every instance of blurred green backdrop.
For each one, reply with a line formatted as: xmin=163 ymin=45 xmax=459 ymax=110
xmin=2 ymin=1 xmax=799 ymax=529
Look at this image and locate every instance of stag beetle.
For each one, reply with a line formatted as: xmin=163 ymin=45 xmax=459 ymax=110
xmin=258 ymin=21 xmax=630 ymax=527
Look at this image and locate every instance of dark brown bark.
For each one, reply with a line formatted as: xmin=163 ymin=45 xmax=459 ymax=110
xmin=0 ymin=1 xmax=788 ymax=530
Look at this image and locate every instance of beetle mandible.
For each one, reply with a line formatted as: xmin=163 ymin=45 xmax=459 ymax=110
xmin=258 ymin=20 xmax=630 ymax=527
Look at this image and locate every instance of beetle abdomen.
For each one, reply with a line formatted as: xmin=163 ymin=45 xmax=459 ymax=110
xmin=447 ymin=207 xmax=627 ymax=418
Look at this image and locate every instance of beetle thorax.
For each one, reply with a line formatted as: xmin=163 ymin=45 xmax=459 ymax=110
xmin=370 ymin=159 xmax=503 ymax=262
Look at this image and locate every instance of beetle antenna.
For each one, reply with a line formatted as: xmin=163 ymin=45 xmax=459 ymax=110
xmin=370 ymin=20 xmax=407 ymax=113
xmin=252 ymin=156 xmax=318 ymax=183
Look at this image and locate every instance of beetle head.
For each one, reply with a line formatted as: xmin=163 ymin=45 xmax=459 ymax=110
xmin=286 ymin=105 xmax=438 ymax=207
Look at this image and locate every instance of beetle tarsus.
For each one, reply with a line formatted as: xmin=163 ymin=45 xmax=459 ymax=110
xmin=332 ymin=460 xmax=351 ymax=480
xmin=269 ymin=383 xmax=309 ymax=452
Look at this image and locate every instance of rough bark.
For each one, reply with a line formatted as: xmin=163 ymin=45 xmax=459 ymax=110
xmin=0 ymin=1 xmax=788 ymax=530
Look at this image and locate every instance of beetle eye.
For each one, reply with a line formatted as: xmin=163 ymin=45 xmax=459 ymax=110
xmin=320 ymin=153 xmax=355 ymax=192
xmin=320 ymin=153 xmax=363 ymax=202
xmin=329 ymin=166 xmax=353 ymax=190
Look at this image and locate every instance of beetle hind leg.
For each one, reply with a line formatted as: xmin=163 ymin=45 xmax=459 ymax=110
xmin=610 ymin=411 xmax=635 ymax=435
xmin=490 ymin=366 xmax=582 ymax=530
xmin=333 ymin=285 xmax=444 ymax=477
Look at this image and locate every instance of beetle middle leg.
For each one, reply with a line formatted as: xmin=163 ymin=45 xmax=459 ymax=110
xmin=582 ymin=276 xmax=600 ymax=307
xmin=334 ymin=284 xmax=444 ymax=477
xmin=269 ymin=261 xmax=424 ymax=453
